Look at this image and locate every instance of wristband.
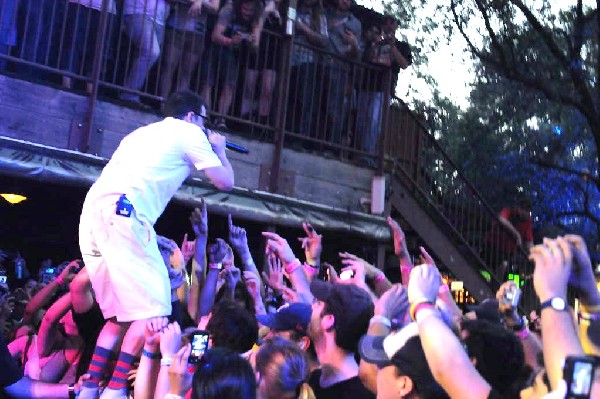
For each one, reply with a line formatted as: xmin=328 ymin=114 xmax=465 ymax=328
xmin=68 ymin=384 xmax=75 ymax=399
xmin=373 ymin=273 xmax=386 ymax=283
xmin=208 ymin=262 xmax=223 ymax=270
xmin=400 ymin=265 xmax=413 ymax=273
xmin=284 ymin=259 xmax=302 ymax=274
xmin=142 ymin=349 xmax=161 ymax=359
xmin=55 ymin=276 xmax=65 ymax=285
xmin=369 ymin=315 xmax=391 ymax=328
xmin=305 ymin=262 xmax=320 ymax=269
xmin=410 ymin=300 xmax=435 ymax=321
xmin=415 ymin=307 xmax=439 ymax=324
xmin=164 ymin=395 xmax=184 ymax=399
xmin=516 ymin=326 xmax=530 ymax=340
xmin=160 ymin=357 xmax=173 ymax=367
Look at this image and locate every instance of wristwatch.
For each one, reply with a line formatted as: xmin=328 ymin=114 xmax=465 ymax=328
xmin=540 ymin=297 xmax=567 ymax=312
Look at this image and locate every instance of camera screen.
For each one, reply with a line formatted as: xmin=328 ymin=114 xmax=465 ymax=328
xmin=190 ymin=332 xmax=209 ymax=360
xmin=0 ymin=276 xmax=6 ymax=284
xmin=339 ymin=270 xmax=354 ymax=281
xmin=570 ymin=362 xmax=593 ymax=395
xmin=45 ymin=268 xmax=54 ymax=274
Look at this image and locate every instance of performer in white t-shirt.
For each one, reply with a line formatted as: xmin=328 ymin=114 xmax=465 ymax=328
xmin=78 ymin=91 xmax=234 ymax=399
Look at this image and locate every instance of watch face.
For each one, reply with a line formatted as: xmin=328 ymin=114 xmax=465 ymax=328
xmin=551 ymin=297 xmax=566 ymax=310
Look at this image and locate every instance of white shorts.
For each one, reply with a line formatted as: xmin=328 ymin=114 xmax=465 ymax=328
xmin=79 ymin=195 xmax=171 ymax=322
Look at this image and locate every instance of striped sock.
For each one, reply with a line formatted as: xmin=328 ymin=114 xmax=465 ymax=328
xmin=83 ymin=346 xmax=114 ymax=388
xmin=107 ymin=351 xmax=137 ymax=390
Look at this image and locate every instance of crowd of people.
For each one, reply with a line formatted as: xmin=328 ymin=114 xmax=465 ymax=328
xmin=0 ymin=0 xmax=412 ymax=154
xmin=1 ymin=202 xmax=600 ymax=399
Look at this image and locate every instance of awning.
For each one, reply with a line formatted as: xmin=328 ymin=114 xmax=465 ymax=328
xmin=0 ymin=136 xmax=391 ymax=241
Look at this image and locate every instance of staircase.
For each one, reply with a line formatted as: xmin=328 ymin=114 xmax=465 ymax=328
xmin=383 ymin=98 xmax=535 ymax=309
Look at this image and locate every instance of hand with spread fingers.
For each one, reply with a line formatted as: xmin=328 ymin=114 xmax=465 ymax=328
xmin=262 ymin=252 xmax=284 ymax=292
xmin=375 ymin=284 xmax=409 ymax=325
xmin=530 ymin=237 xmax=572 ymax=303
xmin=262 ymin=232 xmax=296 ymax=264
xmin=298 ymin=222 xmax=322 ymax=267
xmin=408 ymin=264 xmax=441 ymax=305
xmin=563 ymin=234 xmax=600 ymax=306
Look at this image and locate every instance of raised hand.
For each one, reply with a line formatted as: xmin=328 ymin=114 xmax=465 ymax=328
xmin=159 ymin=322 xmax=183 ymax=359
xmin=228 ymin=214 xmax=250 ymax=256
xmin=407 ymin=264 xmax=441 ymax=304
xmin=375 ymin=284 xmax=409 ymax=323
xmin=243 ymin=270 xmax=263 ymax=299
xmin=207 ymin=238 xmax=229 ymax=265
xmin=180 ymin=233 xmax=195 ymax=265
xmin=168 ymin=344 xmax=194 ymax=397
xmin=298 ymin=222 xmax=322 ymax=266
xmin=387 ymin=217 xmax=409 ymax=258
xmin=337 ymin=253 xmax=367 ymax=289
xmin=189 ymin=0 xmax=202 ymax=16
xmin=262 ymin=232 xmax=296 ymax=264
xmin=222 ymin=267 xmax=242 ymax=289
xmin=262 ymin=252 xmax=284 ymax=292
xmin=57 ymin=259 xmax=81 ymax=284
xmin=530 ymin=237 xmax=572 ymax=303
xmin=563 ymin=235 xmax=600 ymax=305
xmin=145 ymin=316 xmax=168 ymax=351
xmin=189 ymin=199 xmax=208 ymax=237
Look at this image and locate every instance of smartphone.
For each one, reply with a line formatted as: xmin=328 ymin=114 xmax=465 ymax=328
xmin=0 ymin=276 xmax=7 ymax=284
xmin=339 ymin=270 xmax=355 ymax=281
xmin=45 ymin=268 xmax=55 ymax=274
xmin=189 ymin=330 xmax=210 ymax=364
xmin=317 ymin=264 xmax=330 ymax=282
xmin=564 ymin=355 xmax=596 ymax=398
xmin=501 ymin=286 xmax=521 ymax=308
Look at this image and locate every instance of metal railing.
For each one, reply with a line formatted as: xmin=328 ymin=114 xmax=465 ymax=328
xmin=0 ymin=0 xmax=536 ymax=309
xmin=384 ymin=97 xmax=536 ymax=310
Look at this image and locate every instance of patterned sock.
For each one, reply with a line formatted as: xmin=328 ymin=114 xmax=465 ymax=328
xmin=83 ymin=346 xmax=114 ymax=388
xmin=106 ymin=351 xmax=137 ymax=390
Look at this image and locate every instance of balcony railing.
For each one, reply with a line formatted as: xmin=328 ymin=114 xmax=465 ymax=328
xmin=0 ymin=0 xmax=535 ymax=308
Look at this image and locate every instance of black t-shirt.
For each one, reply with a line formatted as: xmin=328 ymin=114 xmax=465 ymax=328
xmin=308 ymin=369 xmax=375 ymax=399
xmin=0 ymin=337 xmax=23 ymax=388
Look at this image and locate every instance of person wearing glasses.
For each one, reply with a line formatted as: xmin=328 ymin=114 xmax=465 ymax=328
xmin=77 ymin=90 xmax=233 ymax=399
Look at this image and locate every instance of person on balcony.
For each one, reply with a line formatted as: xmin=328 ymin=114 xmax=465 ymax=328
xmin=324 ymin=0 xmax=362 ymax=147
xmin=381 ymin=16 xmax=412 ymax=94
xmin=158 ymin=0 xmax=220 ymax=100
xmin=241 ymin=0 xmax=282 ymax=127
xmin=118 ymin=0 xmax=170 ymax=106
xmin=202 ymin=0 xmax=263 ymax=128
xmin=60 ymin=0 xmax=117 ymax=94
xmin=288 ymin=0 xmax=328 ymax=139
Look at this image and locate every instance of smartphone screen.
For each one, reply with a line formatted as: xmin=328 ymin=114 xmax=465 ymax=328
xmin=570 ymin=362 xmax=593 ymax=395
xmin=339 ymin=270 xmax=355 ymax=281
xmin=0 ymin=276 xmax=7 ymax=284
xmin=189 ymin=331 xmax=210 ymax=363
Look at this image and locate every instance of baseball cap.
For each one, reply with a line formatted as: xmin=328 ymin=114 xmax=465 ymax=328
xmin=256 ymin=302 xmax=311 ymax=335
xmin=360 ymin=323 xmax=448 ymax=398
xmin=310 ymin=280 xmax=374 ymax=353
xmin=467 ymin=298 xmax=502 ymax=324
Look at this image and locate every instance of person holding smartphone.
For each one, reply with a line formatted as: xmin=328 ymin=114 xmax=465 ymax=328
xmin=77 ymin=90 xmax=234 ymax=399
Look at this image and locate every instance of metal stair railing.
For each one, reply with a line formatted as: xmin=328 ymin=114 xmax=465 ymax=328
xmin=383 ymin=97 xmax=536 ymax=310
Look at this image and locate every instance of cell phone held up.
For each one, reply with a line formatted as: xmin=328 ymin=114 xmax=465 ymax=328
xmin=564 ymin=355 xmax=596 ymax=399
xmin=501 ymin=286 xmax=521 ymax=308
xmin=188 ymin=330 xmax=210 ymax=364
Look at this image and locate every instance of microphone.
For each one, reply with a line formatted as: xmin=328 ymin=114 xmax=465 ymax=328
xmin=204 ymin=122 xmax=249 ymax=154
xmin=226 ymin=141 xmax=249 ymax=154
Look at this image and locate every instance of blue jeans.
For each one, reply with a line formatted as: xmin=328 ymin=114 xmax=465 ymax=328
xmin=356 ymin=91 xmax=383 ymax=153
xmin=122 ymin=14 xmax=165 ymax=93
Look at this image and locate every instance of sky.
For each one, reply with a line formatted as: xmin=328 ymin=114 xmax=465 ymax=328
xmin=356 ymin=0 xmax=475 ymax=109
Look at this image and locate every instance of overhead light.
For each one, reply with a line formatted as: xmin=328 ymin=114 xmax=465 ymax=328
xmin=1 ymin=193 xmax=27 ymax=204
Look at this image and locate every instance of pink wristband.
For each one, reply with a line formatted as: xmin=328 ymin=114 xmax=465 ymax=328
xmin=438 ymin=283 xmax=450 ymax=294
xmin=284 ymin=259 xmax=302 ymax=274
xmin=516 ymin=326 xmax=530 ymax=340
xmin=374 ymin=273 xmax=386 ymax=283
xmin=55 ymin=276 xmax=65 ymax=285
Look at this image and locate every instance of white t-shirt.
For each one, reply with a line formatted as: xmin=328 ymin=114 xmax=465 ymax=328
xmin=67 ymin=0 xmax=117 ymax=14
xmin=85 ymin=117 xmax=222 ymax=224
